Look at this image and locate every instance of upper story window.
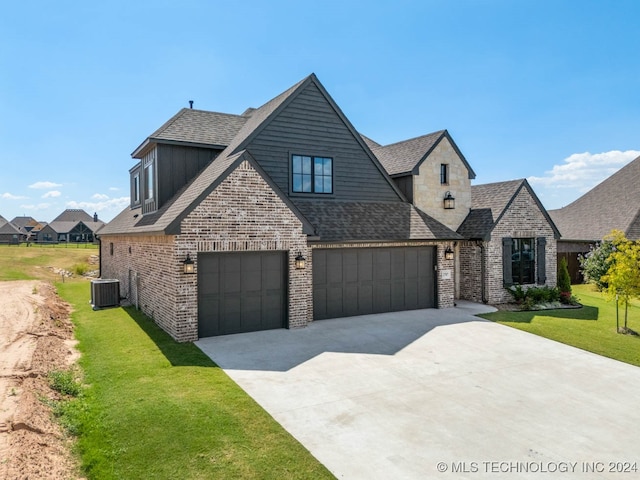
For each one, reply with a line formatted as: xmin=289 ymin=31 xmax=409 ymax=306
xmin=145 ymin=163 xmax=154 ymax=200
xmin=440 ymin=164 xmax=449 ymax=185
xmin=133 ymin=174 xmax=140 ymax=204
xmin=292 ymin=155 xmax=333 ymax=194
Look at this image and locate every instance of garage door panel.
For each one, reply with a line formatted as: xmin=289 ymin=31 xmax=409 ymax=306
xmin=313 ymin=247 xmax=435 ymax=320
xmin=198 ymin=251 xmax=287 ymax=337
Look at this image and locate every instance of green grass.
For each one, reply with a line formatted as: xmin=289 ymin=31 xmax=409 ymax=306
xmin=480 ymin=284 xmax=640 ymax=367
xmin=0 ymin=244 xmax=98 ymax=281
xmin=56 ymin=281 xmax=334 ymax=480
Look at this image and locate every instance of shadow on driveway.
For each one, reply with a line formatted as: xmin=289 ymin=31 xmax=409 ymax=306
xmin=196 ymin=301 xmax=495 ymax=372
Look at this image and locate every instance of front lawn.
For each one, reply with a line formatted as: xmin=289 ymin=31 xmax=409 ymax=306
xmin=56 ymin=281 xmax=334 ymax=480
xmin=480 ymin=284 xmax=640 ymax=367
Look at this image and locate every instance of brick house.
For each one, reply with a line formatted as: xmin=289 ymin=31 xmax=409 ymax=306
xmin=99 ymin=74 xmax=464 ymax=342
xmin=38 ymin=209 xmax=105 ymax=243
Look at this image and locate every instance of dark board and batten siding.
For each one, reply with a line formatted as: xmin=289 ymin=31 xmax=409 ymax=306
xmin=157 ymin=144 xmax=219 ymax=210
xmin=246 ymin=82 xmax=401 ymax=203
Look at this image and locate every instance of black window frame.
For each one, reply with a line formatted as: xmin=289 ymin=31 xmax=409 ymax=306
xmin=291 ymin=154 xmax=333 ymax=194
xmin=511 ymin=238 xmax=535 ymax=285
xmin=440 ymin=163 xmax=449 ymax=185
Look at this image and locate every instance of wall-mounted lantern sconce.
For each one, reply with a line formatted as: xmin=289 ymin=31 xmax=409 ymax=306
xmin=444 ymin=246 xmax=455 ymax=260
xmin=443 ymin=191 xmax=455 ymax=209
xmin=183 ymin=253 xmax=195 ymax=274
xmin=295 ymin=252 xmax=306 ymax=269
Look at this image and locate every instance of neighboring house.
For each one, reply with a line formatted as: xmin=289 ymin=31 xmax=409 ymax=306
xmin=455 ymin=179 xmax=560 ymax=304
xmin=548 ymin=155 xmax=640 ymax=283
xmin=99 ymin=74 xmax=463 ymax=342
xmin=0 ymin=215 xmax=23 ymax=244
xmin=11 ymin=216 xmax=45 ymax=242
xmin=38 ymin=209 xmax=105 ymax=243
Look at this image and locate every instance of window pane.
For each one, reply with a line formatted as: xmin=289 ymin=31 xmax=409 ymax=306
xmin=302 ymin=156 xmax=312 ymax=174
xmin=292 ymin=155 xmax=302 ymax=174
xmin=314 ymin=158 xmax=323 ymax=175
xmin=293 ymin=174 xmax=302 ymax=192
xmin=324 ymin=176 xmax=332 ymax=193
xmin=315 ymin=175 xmax=323 ymax=192
xmin=323 ymin=158 xmax=332 ymax=175
xmin=302 ymin=175 xmax=312 ymax=192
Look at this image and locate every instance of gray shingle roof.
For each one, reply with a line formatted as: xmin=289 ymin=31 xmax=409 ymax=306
xmin=457 ymin=179 xmax=559 ymax=240
xmin=10 ymin=216 xmax=36 ymax=228
xmin=0 ymin=215 xmax=21 ymax=235
xmin=294 ymin=200 xmax=463 ymax=242
xmin=47 ymin=220 xmax=105 ymax=234
xmin=367 ymin=130 xmax=477 ymax=179
xmin=134 ymin=109 xmax=248 ymax=155
xmin=52 ymin=209 xmax=96 ymax=223
xmin=548 ymin=155 xmax=640 ymax=241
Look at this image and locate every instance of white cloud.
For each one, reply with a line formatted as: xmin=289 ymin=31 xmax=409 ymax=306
xmin=108 ymin=187 xmax=119 ymax=191
xmin=92 ymin=193 xmax=110 ymax=200
xmin=29 ymin=181 xmax=62 ymax=189
xmin=1 ymin=192 xmax=27 ymax=200
xmin=20 ymin=203 xmax=51 ymax=211
xmin=529 ymin=150 xmax=640 ymax=209
xmin=42 ymin=190 xmax=61 ymax=198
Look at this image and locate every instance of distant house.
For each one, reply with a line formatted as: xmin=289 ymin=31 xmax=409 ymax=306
xmin=0 ymin=215 xmax=24 ymax=244
xmin=549 ymin=155 xmax=640 ymax=283
xmin=11 ymin=216 xmax=45 ymax=241
xmin=36 ymin=209 xmax=105 ymax=243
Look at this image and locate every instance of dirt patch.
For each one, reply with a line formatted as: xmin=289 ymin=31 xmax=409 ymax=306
xmin=0 ymin=281 xmax=82 ymax=479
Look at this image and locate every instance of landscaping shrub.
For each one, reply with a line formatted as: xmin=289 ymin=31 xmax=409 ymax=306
xmin=558 ymin=257 xmax=571 ymax=294
xmin=579 ymin=240 xmax=614 ymax=290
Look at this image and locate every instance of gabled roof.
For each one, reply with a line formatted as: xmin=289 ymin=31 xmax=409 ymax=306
xmin=0 ymin=215 xmax=21 ymax=235
xmin=132 ymin=109 xmax=249 ymax=158
xmin=457 ymin=179 xmax=560 ymax=240
xmin=368 ymin=130 xmax=476 ymax=179
xmin=103 ymin=74 xmax=414 ymax=239
xmin=48 ymin=220 xmax=105 ymax=234
xmin=295 ymin=200 xmax=463 ymax=242
xmin=52 ymin=209 xmax=98 ymax=223
xmin=548 ymin=155 xmax=640 ymax=241
xmin=10 ymin=216 xmax=36 ymax=228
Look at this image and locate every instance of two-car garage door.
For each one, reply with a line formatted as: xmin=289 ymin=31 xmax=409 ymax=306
xmin=197 ymin=247 xmax=437 ymax=338
xmin=313 ymin=247 xmax=436 ymax=320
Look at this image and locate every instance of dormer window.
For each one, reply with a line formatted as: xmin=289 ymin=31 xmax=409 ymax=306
xmin=145 ymin=162 xmax=154 ymax=200
xmin=133 ymin=174 xmax=140 ymax=204
xmin=292 ymin=155 xmax=333 ymax=194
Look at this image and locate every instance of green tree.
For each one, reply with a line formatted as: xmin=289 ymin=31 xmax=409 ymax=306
xmin=602 ymin=231 xmax=640 ymax=333
xmin=579 ymin=239 xmax=615 ymax=290
xmin=557 ymin=256 xmax=572 ymax=302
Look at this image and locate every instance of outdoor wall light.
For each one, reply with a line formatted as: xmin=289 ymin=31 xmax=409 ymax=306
xmin=295 ymin=252 xmax=306 ymax=269
xmin=183 ymin=253 xmax=195 ymax=274
xmin=444 ymin=246 xmax=455 ymax=260
xmin=443 ymin=191 xmax=455 ymax=209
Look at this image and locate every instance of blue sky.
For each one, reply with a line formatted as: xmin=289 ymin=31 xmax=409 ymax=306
xmin=1 ymin=0 xmax=639 ymax=222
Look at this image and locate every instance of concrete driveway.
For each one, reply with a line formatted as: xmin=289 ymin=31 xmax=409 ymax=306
xmin=196 ymin=302 xmax=640 ymax=479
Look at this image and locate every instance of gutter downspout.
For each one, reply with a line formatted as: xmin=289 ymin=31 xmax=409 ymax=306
xmin=97 ymin=236 xmax=102 ymax=279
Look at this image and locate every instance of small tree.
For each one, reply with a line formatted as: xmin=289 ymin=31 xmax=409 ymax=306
xmin=557 ymin=257 xmax=572 ymax=303
xmin=602 ymin=231 xmax=640 ymax=333
xmin=579 ymin=239 xmax=615 ymax=290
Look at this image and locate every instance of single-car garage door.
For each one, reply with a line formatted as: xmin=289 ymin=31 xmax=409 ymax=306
xmin=313 ymin=247 xmax=436 ymax=320
xmin=198 ymin=251 xmax=287 ymax=337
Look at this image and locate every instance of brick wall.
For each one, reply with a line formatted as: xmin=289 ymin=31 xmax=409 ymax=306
xmin=101 ymin=159 xmax=310 ymax=342
xmin=459 ymin=187 xmax=558 ymax=305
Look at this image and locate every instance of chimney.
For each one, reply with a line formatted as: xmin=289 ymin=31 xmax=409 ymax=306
xmin=93 ymin=212 xmax=98 ymax=222
xmin=189 ymin=100 xmax=194 ymax=109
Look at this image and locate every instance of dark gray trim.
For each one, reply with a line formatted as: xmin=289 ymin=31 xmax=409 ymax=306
xmin=502 ymin=236 xmax=513 ymax=287
xmin=536 ymin=236 xmax=547 ymax=285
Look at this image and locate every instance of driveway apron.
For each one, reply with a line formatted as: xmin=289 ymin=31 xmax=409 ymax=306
xmin=196 ymin=302 xmax=640 ymax=479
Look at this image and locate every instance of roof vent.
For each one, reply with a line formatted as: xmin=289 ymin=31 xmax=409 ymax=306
xmin=189 ymin=100 xmax=194 ymax=109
